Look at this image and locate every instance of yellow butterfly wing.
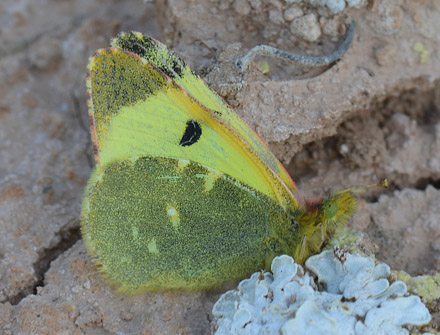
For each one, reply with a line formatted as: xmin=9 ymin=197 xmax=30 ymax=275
xmin=87 ymin=47 xmax=296 ymax=210
xmin=111 ymin=32 xmax=297 ymax=195
xmin=82 ymin=156 xmax=296 ymax=292
xmin=83 ymin=33 xmax=361 ymax=292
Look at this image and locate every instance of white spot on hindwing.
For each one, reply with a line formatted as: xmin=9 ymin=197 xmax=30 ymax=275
xmin=167 ymin=207 xmax=177 ymax=216
xmin=167 ymin=204 xmax=180 ymax=230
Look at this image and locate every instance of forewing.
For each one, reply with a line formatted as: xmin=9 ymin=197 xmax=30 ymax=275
xmin=111 ymin=32 xmax=297 ymax=194
xmin=87 ymin=48 xmax=296 ymax=209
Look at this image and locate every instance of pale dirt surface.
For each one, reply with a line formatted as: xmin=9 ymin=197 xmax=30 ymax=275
xmin=0 ymin=0 xmax=439 ymax=334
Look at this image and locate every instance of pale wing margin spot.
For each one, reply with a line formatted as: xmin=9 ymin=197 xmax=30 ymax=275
xmin=147 ymin=238 xmax=159 ymax=254
xmin=132 ymin=226 xmax=139 ymax=239
xmin=177 ymin=159 xmax=190 ymax=170
xmin=194 ymin=171 xmax=222 ymax=192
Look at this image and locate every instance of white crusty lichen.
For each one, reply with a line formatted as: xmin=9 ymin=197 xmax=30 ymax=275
xmin=212 ymin=249 xmax=431 ymax=335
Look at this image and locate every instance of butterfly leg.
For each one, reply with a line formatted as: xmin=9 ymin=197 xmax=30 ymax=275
xmin=298 ymin=234 xmax=307 ymax=263
xmin=317 ymin=223 xmax=327 ymax=249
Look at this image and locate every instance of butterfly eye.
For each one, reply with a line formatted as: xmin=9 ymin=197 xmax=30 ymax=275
xmin=323 ymin=200 xmax=338 ymax=220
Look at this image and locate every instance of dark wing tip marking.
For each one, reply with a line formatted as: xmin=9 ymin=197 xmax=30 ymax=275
xmin=179 ymin=120 xmax=202 ymax=147
xmin=115 ymin=32 xmax=156 ymax=58
xmin=113 ymin=32 xmax=186 ymax=79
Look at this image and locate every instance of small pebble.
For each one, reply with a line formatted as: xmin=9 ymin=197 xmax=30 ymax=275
xmin=290 ymin=13 xmax=321 ymax=42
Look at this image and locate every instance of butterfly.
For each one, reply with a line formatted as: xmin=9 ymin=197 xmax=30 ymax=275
xmin=81 ymin=32 xmax=385 ymax=293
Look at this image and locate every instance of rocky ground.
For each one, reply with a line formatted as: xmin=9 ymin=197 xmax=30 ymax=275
xmin=0 ymin=0 xmax=439 ymax=334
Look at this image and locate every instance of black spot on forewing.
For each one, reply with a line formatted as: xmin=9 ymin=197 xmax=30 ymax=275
xmin=179 ymin=120 xmax=202 ymax=146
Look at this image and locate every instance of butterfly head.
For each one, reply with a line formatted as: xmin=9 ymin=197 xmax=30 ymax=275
xmin=293 ymin=179 xmax=388 ymax=263
xmin=321 ymin=189 xmax=357 ymax=225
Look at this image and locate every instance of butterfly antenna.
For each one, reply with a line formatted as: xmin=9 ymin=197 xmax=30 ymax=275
xmin=335 ymin=178 xmax=389 ymax=195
